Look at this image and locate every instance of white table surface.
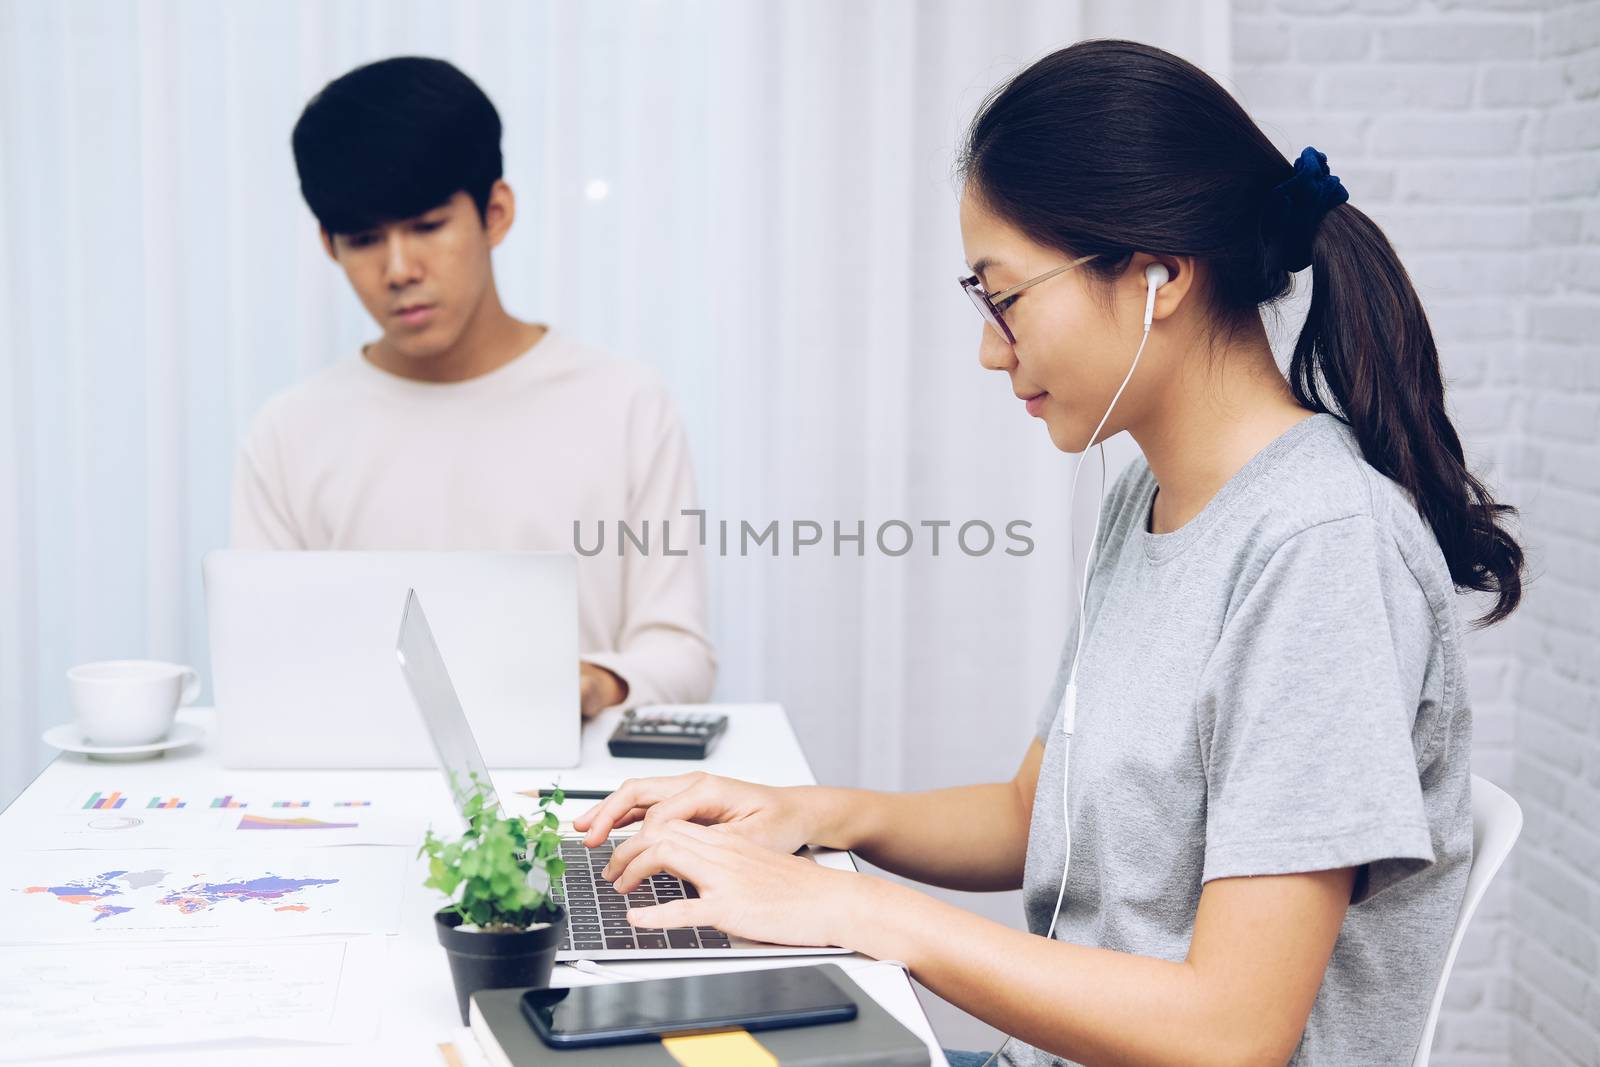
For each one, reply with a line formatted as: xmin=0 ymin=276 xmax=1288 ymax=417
xmin=2 ymin=704 xmax=948 ymax=1066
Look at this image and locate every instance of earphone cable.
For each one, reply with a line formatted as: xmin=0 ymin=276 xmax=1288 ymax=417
xmin=979 ymin=318 xmax=1154 ymax=1067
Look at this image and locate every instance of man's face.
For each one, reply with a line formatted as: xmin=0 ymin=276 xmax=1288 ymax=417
xmin=322 ymin=188 xmax=506 ymax=360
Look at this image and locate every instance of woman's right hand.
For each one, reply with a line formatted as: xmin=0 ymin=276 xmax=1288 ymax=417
xmin=571 ymin=772 xmax=820 ymax=878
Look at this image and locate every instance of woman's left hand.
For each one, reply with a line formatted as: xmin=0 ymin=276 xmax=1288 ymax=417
xmin=608 ymin=820 xmax=863 ymax=948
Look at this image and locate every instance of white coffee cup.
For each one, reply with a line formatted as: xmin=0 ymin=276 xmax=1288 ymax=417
xmin=67 ymin=660 xmax=200 ymax=747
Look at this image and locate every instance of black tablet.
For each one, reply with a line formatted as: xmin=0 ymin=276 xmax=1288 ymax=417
xmin=520 ymin=964 xmax=859 ymax=1048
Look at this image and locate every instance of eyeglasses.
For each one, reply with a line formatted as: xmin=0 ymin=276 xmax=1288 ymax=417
xmin=959 ymin=253 xmax=1096 ymax=345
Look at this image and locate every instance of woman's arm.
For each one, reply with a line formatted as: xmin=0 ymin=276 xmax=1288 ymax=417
xmin=803 ymin=739 xmax=1044 ymax=891
xmin=842 ymin=866 xmax=1355 ymax=1067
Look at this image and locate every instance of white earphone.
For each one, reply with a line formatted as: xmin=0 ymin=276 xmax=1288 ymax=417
xmin=1062 ymin=262 xmax=1168 ymax=722
xmin=981 ymin=261 xmax=1170 ymax=1067
xmin=1143 ymin=263 xmax=1170 ymax=328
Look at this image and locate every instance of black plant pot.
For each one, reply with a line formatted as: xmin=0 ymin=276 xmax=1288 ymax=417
xmin=435 ymin=907 xmax=567 ymax=1024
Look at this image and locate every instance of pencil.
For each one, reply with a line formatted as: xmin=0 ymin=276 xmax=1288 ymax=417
xmin=536 ymin=788 xmax=612 ymax=800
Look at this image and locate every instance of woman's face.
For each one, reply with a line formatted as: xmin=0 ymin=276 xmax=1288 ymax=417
xmin=958 ymin=191 xmax=1151 ymax=454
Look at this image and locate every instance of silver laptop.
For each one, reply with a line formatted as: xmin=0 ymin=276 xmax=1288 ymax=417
xmin=205 ymin=550 xmax=579 ymax=769
xmin=396 ymin=589 xmax=848 ymax=962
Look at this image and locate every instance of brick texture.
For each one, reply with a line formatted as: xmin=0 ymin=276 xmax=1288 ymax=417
xmin=1231 ymin=1 xmax=1600 ymax=1064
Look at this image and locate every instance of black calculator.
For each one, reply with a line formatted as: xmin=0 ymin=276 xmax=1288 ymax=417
xmin=607 ymin=709 xmax=729 ymax=760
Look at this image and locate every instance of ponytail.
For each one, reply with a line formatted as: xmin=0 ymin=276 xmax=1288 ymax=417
xmin=1293 ymin=204 xmax=1523 ymax=624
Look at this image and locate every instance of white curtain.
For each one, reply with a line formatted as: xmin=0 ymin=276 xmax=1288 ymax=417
xmin=0 ymin=0 xmax=1224 ymax=806
xmin=0 ymin=0 xmax=1223 ymax=1047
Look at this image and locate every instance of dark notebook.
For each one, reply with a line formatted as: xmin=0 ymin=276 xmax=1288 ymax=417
xmin=468 ymin=964 xmax=931 ymax=1066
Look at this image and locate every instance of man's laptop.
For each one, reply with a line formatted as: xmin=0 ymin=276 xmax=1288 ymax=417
xmin=204 ymin=550 xmax=579 ymax=769
xmin=395 ymin=588 xmax=849 ymax=961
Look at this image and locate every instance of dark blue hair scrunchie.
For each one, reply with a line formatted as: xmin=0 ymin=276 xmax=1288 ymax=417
xmin=1261 ymin=146 xmax=1349 ymax=274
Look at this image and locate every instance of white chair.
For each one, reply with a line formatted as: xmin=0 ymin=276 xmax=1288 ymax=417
xmin=1411 ymin=774 xmax=1523 ymax=1066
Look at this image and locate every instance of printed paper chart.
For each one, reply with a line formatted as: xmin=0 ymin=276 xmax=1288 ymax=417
xmin=0 ymin=936 xmax=385 ymax=1061
xmin=75 ymin=791 xmax=380 ymax=811
xmin=238 ymin=813 xmax=358 ymax=830
xmin=5 ymin=807 xmax=422 ymax=851
xmin=2 ymin=847 xmax=408 ymax=942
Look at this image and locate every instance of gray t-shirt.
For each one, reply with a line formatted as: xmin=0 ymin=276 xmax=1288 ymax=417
xmin=1004 ymin=414 xmax=1471 ymax=1067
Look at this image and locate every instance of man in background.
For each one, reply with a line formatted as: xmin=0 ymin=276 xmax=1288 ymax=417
xmin=232 ymin=56 xmax=715 ymax=717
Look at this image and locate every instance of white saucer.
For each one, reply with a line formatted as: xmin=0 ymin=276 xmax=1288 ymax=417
xmin=41 ymin=721 xmax=205 ymax=762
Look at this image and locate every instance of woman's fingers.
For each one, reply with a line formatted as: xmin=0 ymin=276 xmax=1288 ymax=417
xmin=602 ymin=806 xmax=649 ymax=834
xmin=640 ymin=779 xmax=721 ymax=829
xmin=609 ymin=838 xmax=682 ymax=894
xmin=573 ymin=774 xmax=701 ymax=844
xmin=601 ymin=785 xmax=726 ymax=878
xmin=609 ymin=820 xmax=721 ymax=893
xmin=601 ymin=827 xmax=652 ymax=880
xmin=607 ymin=823 xmax=847 ymax=949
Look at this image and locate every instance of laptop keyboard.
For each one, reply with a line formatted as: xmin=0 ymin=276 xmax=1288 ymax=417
xmin=555 ymin=838 xmax=733 ymax=952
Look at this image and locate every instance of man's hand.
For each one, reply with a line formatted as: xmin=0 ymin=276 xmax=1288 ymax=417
xmin=579 ymin=662 xmax=628 ymax=719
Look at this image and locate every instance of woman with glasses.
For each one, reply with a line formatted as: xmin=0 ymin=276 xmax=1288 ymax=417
xmin=575 ymin=40 xmax=1523 ymax=1067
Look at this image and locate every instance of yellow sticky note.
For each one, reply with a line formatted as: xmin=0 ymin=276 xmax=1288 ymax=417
xmin=661 ymin=1028 xmax=780 ymax=1067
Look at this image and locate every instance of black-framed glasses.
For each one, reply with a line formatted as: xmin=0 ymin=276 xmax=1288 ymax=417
xmin=959 ymin=253 xmax=1095 ymax=344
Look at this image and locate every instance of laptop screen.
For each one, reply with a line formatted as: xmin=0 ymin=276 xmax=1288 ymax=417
xmin=395 ymin=588 xmax=502 ymax=822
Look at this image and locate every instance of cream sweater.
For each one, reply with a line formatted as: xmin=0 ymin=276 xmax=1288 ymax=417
xmin=229 ymin=329 xmax=716 ymax=710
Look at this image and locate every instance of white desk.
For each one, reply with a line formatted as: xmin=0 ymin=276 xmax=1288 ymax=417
xmin=1 ymin=704 xmax=948 ymax=1066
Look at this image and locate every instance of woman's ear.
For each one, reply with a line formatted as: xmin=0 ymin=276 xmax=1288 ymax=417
xmin=1129 ymin=253 xmax=1196 ymax=324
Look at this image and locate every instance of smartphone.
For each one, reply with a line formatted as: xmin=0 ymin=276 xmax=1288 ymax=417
xmin=520 ymin=963 xmax=859 ymax=1048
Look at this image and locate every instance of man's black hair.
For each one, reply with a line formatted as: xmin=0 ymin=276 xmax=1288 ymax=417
xmin=292 ymin=56 xmax=503 ymax=236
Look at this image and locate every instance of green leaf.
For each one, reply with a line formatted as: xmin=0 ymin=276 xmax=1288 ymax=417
xmin=418 ymin=774 xmax=573 ymax=928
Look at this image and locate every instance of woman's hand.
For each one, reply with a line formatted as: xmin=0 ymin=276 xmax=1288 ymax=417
xmin=572 ymin=772 xmax=819 ymax=879
xmin=612 ymin=819 xmax=866 ymax=948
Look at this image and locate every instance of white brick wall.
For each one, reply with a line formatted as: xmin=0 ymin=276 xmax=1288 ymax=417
xmin=1512 ymin=5 xmax=1600 ymax=1063
xmin=1232 ymin=1 xmax=1600 ymax=1064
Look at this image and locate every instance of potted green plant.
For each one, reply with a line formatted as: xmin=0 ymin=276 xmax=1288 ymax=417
xmin=420 ymin=778 xmax=569 ymax=1023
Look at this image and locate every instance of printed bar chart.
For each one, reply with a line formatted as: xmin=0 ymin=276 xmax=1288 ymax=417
xmin=271 ymin=801 xmax=312 ymax=808
xmin=82 ymin=792 xmax=125 ymax=810
xmin=145 ymin=797 xmax=186 ymax=809
xmin=209 ymin=796 xmax=247 ymax=810
xmin=332 ymin=801 xmax=372 ymax=808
